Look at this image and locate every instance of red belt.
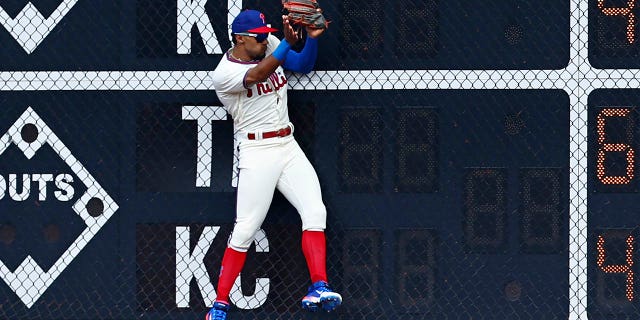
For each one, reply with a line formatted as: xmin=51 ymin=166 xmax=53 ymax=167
xmin=247 ymin=126 xmax=292 ymax=140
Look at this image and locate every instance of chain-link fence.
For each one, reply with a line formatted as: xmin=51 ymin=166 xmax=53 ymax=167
xmin=0 ymin=0 xmax=638 ymax=319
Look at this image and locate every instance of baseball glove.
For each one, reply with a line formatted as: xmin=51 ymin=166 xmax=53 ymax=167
xmin=282 ymin=0 xmax=329 ymax=29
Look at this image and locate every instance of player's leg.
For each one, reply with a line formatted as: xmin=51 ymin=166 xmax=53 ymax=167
xmin=276 ymin=141 xmax=342 ymax=312
xmin=277 ymin=154 xmax=328 ymax=283
xmin=210 ymin=149 xmax=282 ymax=317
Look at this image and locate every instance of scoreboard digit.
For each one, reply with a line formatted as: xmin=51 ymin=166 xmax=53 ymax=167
xmin=590 ymin=0 xmax=640 ymax=68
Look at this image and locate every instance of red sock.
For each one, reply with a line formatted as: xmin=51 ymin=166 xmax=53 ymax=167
xmin=215 ymin=247 xmax=247 ymax=304
xmin=302 ymin=230 xmax=328 ymax=283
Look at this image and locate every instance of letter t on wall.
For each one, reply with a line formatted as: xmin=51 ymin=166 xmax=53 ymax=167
xmin=182 ymin=106 xmax=227 ymax=188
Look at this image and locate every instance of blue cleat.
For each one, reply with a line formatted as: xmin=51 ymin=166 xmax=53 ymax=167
xmin=205 ymin=301 xmax=230 ymax=320
xmin=301 ymin=281 xmax=343 ymax=312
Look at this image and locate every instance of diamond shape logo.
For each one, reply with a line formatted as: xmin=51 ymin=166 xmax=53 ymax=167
xmin=0 ymin=0 xmax=81 ymax=54
xmin=0 ymin=107 xmax=119 ymax=307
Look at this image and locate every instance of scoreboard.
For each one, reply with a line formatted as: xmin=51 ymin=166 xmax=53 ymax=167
xmin=0 ymin=0 xmax=636 ymax=319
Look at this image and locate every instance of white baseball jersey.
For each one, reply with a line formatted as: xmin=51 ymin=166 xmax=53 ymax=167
xmin=212 ymin=35 xmax=291 ymax=134
xmin=212 ymin=35 xmax=295 ymax=187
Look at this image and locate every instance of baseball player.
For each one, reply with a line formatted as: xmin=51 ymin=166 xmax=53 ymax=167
xmin=206 ymin=9 xmax=342 ymax=320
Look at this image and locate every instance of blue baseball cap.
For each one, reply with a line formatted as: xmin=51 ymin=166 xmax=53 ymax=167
xmin=232 ymin=10 xmax=279 ymax=34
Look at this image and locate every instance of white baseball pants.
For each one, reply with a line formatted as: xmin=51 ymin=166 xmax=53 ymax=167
xmin=229 ymin=136 xmax=327 ymax=251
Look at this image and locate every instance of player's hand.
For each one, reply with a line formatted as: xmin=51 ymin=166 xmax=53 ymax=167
xmin=282 ymin=16 xmax=299 ymax=45
xmin=306 ymin=26 xmax=325 ymax=39
xmin=306 ymin=8 xmax=326 ymax=39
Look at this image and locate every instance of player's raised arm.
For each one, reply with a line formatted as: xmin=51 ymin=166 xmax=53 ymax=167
xmin=282 ymin=26 xmax=325 ymax=74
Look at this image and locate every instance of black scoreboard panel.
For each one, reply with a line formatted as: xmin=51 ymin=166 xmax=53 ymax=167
xmin=315 ymin=0 xmax=570 ymax=70
xmin=589 ymin=0 xmax=640 ymax=68
xmin=588 ymin=90 xmax=640 ymax=319
xmin=288 ymin=89 xmax=570 ymax=318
